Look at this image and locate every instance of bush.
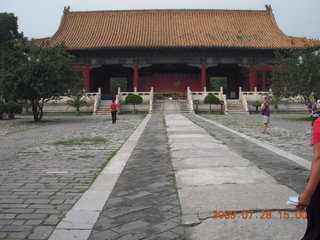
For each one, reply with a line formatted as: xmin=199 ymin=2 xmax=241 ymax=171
xmin=125 ymin=94 xmax=143 ymax=113
xmin=204 ymin=93 xmax=220 ymax=112
xmin=67 ymin=91 xmax=88 ymax=113
xmin=252 ymin=101 xmax=261 ymax=114
xmin=3 ymin=100 xmax=21 ymax=119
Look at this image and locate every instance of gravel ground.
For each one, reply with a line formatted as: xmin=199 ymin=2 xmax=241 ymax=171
xmin=200 ymin=112 xmax=313 ymax=161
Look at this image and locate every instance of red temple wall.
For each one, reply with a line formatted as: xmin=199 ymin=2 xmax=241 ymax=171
xmin=139 ymin=73 xmax=202 ymax=92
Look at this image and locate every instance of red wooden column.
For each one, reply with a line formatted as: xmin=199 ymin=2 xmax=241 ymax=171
xmin=249 ymin=64 xmax=255 ymax=91
xmin=84 ymin=64 xmax=90 ymax=92
xmin=201 ymin=63 xmax=207 ymax=90
xmin=133 ymin=64 xmax=139 ymax=91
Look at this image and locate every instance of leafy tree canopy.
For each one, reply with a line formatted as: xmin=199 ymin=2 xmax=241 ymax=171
xmin=0 ymin=12 xmax=23 ymax=42
xmin=273 ymin=46 xmax=320 ymax=103
xmin=0 ymin=43 xmax=79 ymax=121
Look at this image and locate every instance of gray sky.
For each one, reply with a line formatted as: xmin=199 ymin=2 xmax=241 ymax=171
xmin=1 ymin=0 xmax=320 ymax=39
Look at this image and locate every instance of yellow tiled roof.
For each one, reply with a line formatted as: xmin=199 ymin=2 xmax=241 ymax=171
xmin=45 ymin=5 xmax=320 ymax=50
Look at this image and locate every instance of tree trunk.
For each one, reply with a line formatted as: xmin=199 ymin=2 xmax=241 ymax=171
xmin=30 ymin=99 xmax=44 ymax=122
xmin=209 ymin=103 xmax=212 ymax=112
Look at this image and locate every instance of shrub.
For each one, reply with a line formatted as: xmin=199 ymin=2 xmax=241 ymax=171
xmin=67 ymin=91 xmax=88 ymax=113
xmin=125 ymin=94 xmax=143 ymax=113
xmin=204 ymin=93 xmax=220 ymax=112
xmin=3 ymin=100 xmax=21 ymax=119
xmin=252 ymin=101 xmax=261 ymax=114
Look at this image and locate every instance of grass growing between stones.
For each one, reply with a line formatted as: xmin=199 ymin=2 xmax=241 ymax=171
xmin=89 ymin=149 xmax=119 ymax=184
xmin=53 ymin=137 xmax=108 ymax=146
xmin=282 ymin=117 xmax=311 ymax=122
xmin=18 ymin=151 xmax=40 ymax=155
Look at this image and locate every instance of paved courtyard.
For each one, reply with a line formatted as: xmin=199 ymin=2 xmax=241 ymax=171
xmin=0 ymin=114 xmax=144 ymax=239
xmin=0 ymin=111 xmax=312 ymax=240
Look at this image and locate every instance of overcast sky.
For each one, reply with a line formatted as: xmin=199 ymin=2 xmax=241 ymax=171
xmin=1 ymin=0 xmax=320 ymax=39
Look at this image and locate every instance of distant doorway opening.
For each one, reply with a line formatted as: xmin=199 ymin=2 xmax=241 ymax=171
xmin=209 ymin=77 xmax=227 ymax=92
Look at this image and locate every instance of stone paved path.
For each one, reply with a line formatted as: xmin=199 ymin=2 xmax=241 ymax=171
xmin=0 ymin=115 xmax=144 ymax=240
xmin=187 ymin=114 xmax=309 ymax=193
xmin=167 ymin=114 xmax=306 ymax=240
xmin=200 ymin=113 xmax=312 ymax=160
xmin=88 ymin=114 xmax=185 ymax=240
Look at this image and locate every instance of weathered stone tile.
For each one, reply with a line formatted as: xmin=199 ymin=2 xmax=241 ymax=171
xmin=28 ymin=226 xmax=54 ymax=240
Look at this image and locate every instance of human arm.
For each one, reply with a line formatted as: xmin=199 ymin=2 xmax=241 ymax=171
xmin=297 ymin=143 xmax=320 ymax=209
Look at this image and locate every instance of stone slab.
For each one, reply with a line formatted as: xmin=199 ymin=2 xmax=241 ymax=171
xmin=72 ymin=190 xmax=112 ymax=211
xmin=189 ymin=212 xmax=306 ymax=240
xmin=170 ymin=141 xmax=230 ymax=151
xmin=56 ymin=210 xmax=100 ymax=229
xmin=168 ymin=134 xmax=214 ymax=140
xmin=171 ymin=149 xmax=239 ymax=159
xmin=171 ymin=157 xmax=251 ymax=170
xmin=49 ymin=229 xmax=91 ymax=240
xmin=178 ymin=184 xmax=297 ymax=214
xmin=176 ymin=167 xmax=277 ymax=187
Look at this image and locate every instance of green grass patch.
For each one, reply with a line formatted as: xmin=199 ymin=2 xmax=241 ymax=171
xmin=53 ymin=137 xmax=108 ymax=146
xmin=44 ymin=112 xmax=92 ymax=117
xmin=18 ymin=152 xmax=40 ymax=155
xmin=90 ymin=149 xmax=119 ymax=184
xmin=282 ymin=117 xmax=312 ymax=122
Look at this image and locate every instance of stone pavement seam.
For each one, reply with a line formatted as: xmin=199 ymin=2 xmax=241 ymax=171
xmin=195 ymin=114 xmax=311 ymax=170
xmin=48 ymin=114 xmax=152 ymax=240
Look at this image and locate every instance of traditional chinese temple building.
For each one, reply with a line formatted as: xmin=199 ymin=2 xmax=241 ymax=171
xmin=39 ymin=5 xmax=319 ymax=99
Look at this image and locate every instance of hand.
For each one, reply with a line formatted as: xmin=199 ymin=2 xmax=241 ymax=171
xmin=297 ymin=192 xmax=312 ymax=210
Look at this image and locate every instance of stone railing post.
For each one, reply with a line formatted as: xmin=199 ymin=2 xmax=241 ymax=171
xmin=93 ymin=88 xmax=101 ymax=115
xmin=149 ymin=87 xmax=154 ymax=113
xmin=188 ymin=87 xmax=195 ymax=113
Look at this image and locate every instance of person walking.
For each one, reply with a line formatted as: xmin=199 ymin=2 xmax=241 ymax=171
xmin=110 ymin=100 xmax=118 ymax=124
xmin=298 ymin=117 xmax=320 ymax=239
xmin=261 ymin=96 xmax=271 ymax=134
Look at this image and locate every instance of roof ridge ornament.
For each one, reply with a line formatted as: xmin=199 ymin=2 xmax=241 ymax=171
xmin=64 ymin=6 xmax=71 ymax=14
xmin=265 ymin=5 xmax=272 ymax=14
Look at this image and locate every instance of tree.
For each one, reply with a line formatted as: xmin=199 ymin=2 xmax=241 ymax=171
xmin=0 ymin=13 xmax=23 ymax=42
xmin=67 ymin=90 xmax=88 ymax=113
xmin=0 ymin=13 xmax=79 ymax=122
xmin=125 ymin=94 xmax=143 ymax=113
xmin=0 ymin=43 xmax=79 ymax=121
xmin=273 ymin=47 xmax=320 ymax=104
xmin=204 ymin=93 xmax=220 ymax=113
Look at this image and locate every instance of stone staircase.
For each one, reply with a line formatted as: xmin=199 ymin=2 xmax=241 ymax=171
xmin=152 ymin=100 xmax=163 ymax=113
xmin=96 ymin=100 xmax=112 ymax=115
xmin=226 ymin=99 xmax=247 ymax=114
xmin=152 ymin=100 xmax=190 ymax=114
xmin=178 ymin=100 xmax=190 ymax=113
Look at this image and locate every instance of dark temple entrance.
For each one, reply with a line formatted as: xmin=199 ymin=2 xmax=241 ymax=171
xmin=207 ymin=64 xmax=249 ymax=99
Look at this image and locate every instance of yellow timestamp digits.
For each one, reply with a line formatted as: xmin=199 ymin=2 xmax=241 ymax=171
xmin=211 ymin=210 xmax=307 ymax=220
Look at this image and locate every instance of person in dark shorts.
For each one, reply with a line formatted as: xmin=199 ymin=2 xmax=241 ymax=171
xmin=110 ymin=100 xmax=118 ymax=124
xmin=261 ymin=96 xmax=271 ymax=134
xmin=298 ymin=117 xmax=320 ymax=239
